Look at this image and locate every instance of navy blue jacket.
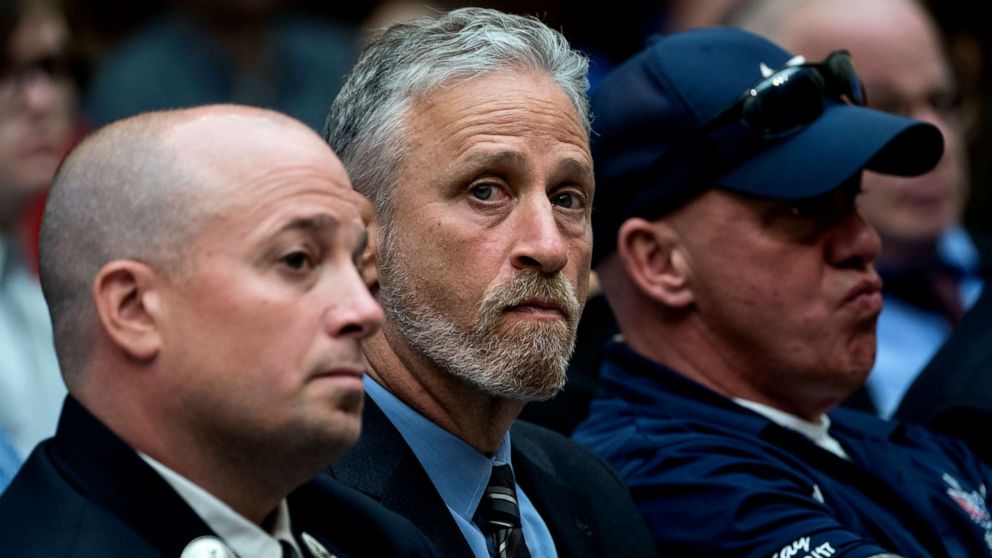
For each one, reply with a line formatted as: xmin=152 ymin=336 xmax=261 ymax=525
xmin=574 ymin=343 xmax=992 ymax=558
xmin=0 ymin=397 xmax=440 ymax=557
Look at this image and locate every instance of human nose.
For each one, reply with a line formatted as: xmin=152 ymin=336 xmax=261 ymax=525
xmin=323 ymin=266 xmax=384 ymax=340
xmin=826 ymin=210 xmax=881 ymax=270
xmin=510 ymin=195 xmax=569 ymax=274
xmin=18 ymin=70 xmax=66 ymax=114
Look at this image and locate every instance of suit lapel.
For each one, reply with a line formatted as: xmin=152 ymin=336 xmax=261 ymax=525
xmin=329 ymin=399 xmax=473 ymax=558
xmin=50 ymin=397 xmax=219 ymax=556
xmin=511 ymin=431 xmax=600 ymax=558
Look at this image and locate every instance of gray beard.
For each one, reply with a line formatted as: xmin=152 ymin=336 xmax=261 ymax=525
xmin=378 ymin=229 xmax=582 ymax=401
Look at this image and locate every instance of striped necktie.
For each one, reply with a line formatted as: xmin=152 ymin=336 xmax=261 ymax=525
xmin=475 ymin=464 xmax=531 ymax=558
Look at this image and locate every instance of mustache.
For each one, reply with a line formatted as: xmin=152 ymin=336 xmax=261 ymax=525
xmin=476 ymin=269 xmax=582 ymax=325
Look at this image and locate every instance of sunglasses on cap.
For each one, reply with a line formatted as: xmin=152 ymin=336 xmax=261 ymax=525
xmin=700 ymin=49 xmax=866 ymax=138
xmin=619 ymin=50 xmax=867 ymax=223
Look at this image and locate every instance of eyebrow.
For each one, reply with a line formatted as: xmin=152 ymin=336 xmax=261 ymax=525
xmin=461 ymin=151 xmax=593 ymax=180
xmin=555 ymin=157 xmax=594 ymax=181
xmin=276 ymin=215 xmax=339 ymax=236
xmin=275 ymin=216 xmax=368 ymax=264
xmin=462 ymin=151 xmax=529 ymax=169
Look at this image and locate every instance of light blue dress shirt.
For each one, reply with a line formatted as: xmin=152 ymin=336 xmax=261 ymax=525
xmin=0 ymin=235 xmax=65 ymax=457
xmin=365 ymin=376 xmax=557 ymax=558
xmin=0 ymin=427 xmax=22 ymax=494
xmin=867 ymin=226 xmax=984 ymax=418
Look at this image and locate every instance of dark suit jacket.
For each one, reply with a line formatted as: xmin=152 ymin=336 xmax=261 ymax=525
xmin=329 ymin=398 xmax=656 ymax=558
xmin=895 ymin=283 xmax=992 ymax=464
xmin=0 ymin=397 xmax=439 ymax=557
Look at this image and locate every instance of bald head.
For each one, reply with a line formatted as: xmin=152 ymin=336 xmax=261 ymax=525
xmin=731 ymin=0 xmax=947 ymax=80
xmin=39 ymin=105 xmax=336 ymax=382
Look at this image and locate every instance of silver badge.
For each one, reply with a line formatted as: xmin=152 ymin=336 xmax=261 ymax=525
xmin=180 ymin=536 xmax=237 ymax=558
xmin=302 ymin=532 xmax=337 ymax=558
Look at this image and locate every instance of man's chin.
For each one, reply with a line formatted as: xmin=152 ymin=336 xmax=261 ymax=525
xmin=483 ymin=355 xmax=569 ymax=402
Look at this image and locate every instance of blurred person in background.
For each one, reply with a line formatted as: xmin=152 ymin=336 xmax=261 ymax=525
xmin=0 ymin=0 xmax=74 ymax=463
xmin=83 ymin=0 xmax=358 ymax=131
xmin=729 ymin=0 xmax=987 ymax=419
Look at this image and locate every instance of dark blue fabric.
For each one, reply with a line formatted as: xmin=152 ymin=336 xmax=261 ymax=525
xmin=573 ymin=343 xmax=992 ymax=558
xmin=0 ymin=397 xmax=440 ymax=557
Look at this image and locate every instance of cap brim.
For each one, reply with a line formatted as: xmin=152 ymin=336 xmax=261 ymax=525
xmin=717 ymin=104 xmax=945 ymax=200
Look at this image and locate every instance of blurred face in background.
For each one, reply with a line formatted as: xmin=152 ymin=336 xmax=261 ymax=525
xmin=775 ymin=0 xmax=967 ymax=257
xmin=0 ymin=0 xmax=75 ymax=224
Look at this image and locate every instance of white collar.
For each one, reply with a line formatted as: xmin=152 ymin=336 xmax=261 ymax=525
xmin=139 ymin=453 xmax=303 ymax=558
xmin=733 ymin=398 xmax=850 ymax=460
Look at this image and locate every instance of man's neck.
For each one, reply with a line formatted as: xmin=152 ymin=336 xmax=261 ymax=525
xmin=80 ymin=382 xmax=305 ymax=525
xmin=362 ymin=329 xmax=524 ymax=455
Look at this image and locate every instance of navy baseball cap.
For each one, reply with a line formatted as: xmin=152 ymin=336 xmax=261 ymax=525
xmin=590 ymin=27 xmax=944 ymax=265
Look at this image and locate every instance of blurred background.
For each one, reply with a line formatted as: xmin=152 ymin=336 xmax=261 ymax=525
xmin=59 ymin=0 xmax=992 ymax=235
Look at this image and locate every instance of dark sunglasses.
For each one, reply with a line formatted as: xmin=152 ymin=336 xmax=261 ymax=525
xmin=699 ymin=49 xmax=866 ymax=139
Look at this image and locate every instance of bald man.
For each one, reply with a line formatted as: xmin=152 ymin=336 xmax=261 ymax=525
xmin=729 ymin=0 xmax=985 ymax=420
xmin=0 ymin=106 xmax=439 ymax=558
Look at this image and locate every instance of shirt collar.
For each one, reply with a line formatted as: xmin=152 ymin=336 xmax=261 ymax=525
xmin=733 ymin=398 xmax=850 ymax=460
xmin=139 ymin=453 xmax=302 ymax=558
xmin=364 ymin=375 xmax=512 ymax=521
xmin=602 ymin=341 xmax=902 ymax=443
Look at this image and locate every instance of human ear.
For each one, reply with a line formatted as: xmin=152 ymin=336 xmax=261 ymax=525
xmin=92 ymin=260 xmax=163 ymax=361
xmin=361 ymin=217 xmax=381 ymax=291
xmin=616 ymin=218 xmax=695 ymax=308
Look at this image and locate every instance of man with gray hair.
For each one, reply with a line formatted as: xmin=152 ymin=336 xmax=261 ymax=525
xmin=323 ymin=7 xmax=654 ymax=558
xmin=0 ymin=105 xmax=440 ymax=557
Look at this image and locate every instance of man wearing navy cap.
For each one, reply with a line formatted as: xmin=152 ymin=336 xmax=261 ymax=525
xmin=573 ymin=27 xmax=992 ymax=557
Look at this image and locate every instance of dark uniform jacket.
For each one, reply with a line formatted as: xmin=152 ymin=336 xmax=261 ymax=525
xmin=895 ymin=283 xmax=992 ymax=465
xmin=575 ymin=343 xmax=992 ymax=558
xmin=329 ymin=398 xmax=657 ymax=558
xmin=0 ymin=397 xmax=440 ymax=557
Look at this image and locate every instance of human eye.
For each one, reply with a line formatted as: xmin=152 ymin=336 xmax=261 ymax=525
xmin=550 ymin=189 xmax=585 ymax=209
xmin=787 ymin=199 xmax=820 ymax=219
xmin=470 ymin=182 xmax=500 ymax=201
xmin=786 ymin=184 xmax=859 ymax=222
xmin=467 ymin=179 xmax=511 ymax=205
xmin=279 ymin=249 xmax=315 ymax=272
xmin=931 ymin=88 xmax=962 ymax=115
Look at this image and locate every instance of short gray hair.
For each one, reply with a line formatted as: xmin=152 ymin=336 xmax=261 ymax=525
xmin=323 ymin=6 xmax=590 ymax=216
